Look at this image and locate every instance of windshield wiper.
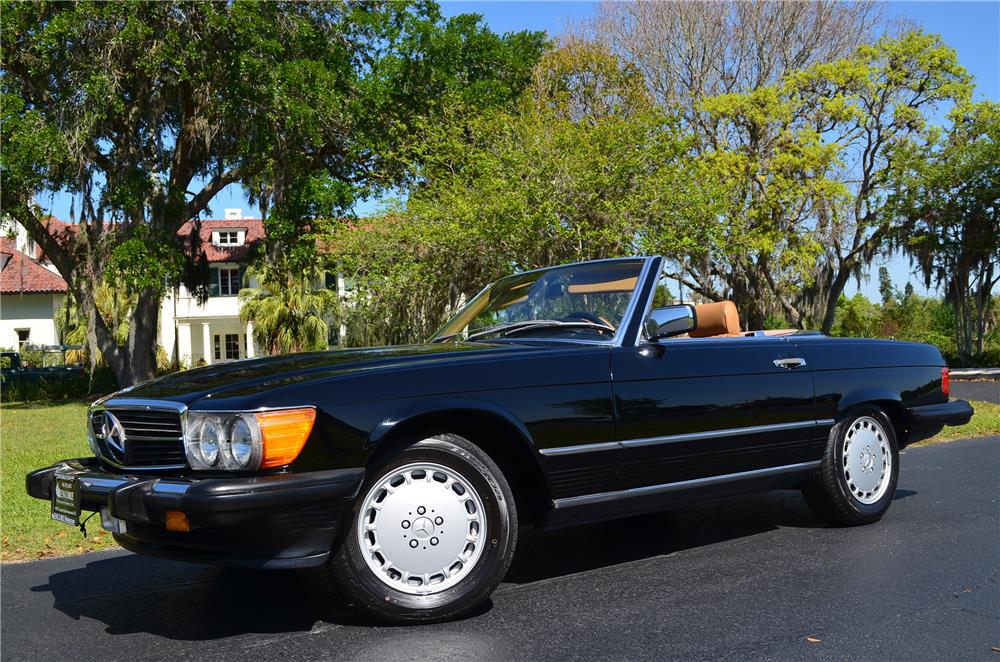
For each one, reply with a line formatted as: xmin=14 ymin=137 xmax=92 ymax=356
xmin=466 ymin=319 xmax=613 ymax=341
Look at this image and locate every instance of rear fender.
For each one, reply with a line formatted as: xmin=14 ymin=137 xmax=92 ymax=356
xmin=835 ymin=388 xmax=902 ymax=415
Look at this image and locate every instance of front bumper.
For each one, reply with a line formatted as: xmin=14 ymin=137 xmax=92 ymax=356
xmin=26 ymin=458 xmax=364 ymax=568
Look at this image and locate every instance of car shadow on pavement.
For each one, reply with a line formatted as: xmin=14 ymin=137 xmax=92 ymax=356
xmin=30 ymin=488 xmax=914 ymax=638
xmin=508 ymin=488 xmax=822 ymax=584
xmin=507 ymin=487 xmax=918 ymax=584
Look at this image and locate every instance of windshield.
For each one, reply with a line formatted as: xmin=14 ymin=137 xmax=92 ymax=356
xmin=434 ymin=259 xmax=646 ymax=343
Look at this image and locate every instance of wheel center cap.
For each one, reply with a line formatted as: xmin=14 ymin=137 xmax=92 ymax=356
xmin=412 ymin=517 xmax=435 ymax=539
xmin=860 ymin=446 xmax=876 ymax=472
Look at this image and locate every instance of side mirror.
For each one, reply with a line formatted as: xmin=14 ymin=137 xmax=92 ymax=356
xmin=644 ymin=304 xmax=696 ymax=341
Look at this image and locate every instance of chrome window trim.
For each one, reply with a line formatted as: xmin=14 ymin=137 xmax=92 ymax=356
xmin=473 ymin=337 xmax=616 ymax=347
xmin=539 ymin=419 xmax=833 ymax=457
xmin=611 ymin=256 xmax=658 ymax=348
xmin=552 ymin=460 xmax=822 ymax=509
xmin=498 ymin=255 xmax=652 ymax=278
xmin=618 ymin=255 xmax=663 ymax=348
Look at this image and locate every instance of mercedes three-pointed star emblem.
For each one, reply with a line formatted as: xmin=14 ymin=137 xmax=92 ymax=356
xmin=98 ymin=411 xmax=127 ymax=463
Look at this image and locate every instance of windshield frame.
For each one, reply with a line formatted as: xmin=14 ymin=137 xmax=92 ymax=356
xmin=431 ymin=256 xmax=661 ymax=347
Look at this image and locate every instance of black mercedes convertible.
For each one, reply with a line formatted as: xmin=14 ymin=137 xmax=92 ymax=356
xmin=27 ymin=256 xmax=973 ymax=622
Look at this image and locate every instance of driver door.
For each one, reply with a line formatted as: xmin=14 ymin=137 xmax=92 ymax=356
xmin=611 ymin=328 xmax=823 ymax=491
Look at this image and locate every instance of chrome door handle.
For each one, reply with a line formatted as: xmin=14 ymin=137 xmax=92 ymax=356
xmin=773 ymin=357 xmax=807 ymax=369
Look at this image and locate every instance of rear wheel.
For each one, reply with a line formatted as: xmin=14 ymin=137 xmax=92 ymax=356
xmin=802 ymin=408 xmax=899 ymax=526
xmin=330 ymin=434 xmax=516 ymax=623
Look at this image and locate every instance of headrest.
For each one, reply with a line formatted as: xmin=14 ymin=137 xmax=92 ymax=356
xmin=690 ymin=300 xmax=741 ymax=337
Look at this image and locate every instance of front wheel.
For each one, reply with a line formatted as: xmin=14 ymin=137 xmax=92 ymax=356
xmin=330 ymin=434 xmax=517 ymax=623
xmin=802 ymin=408 xmax=900 ymax=526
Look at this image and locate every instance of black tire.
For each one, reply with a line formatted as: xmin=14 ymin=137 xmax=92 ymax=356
xmin=802 ymin=407 xmax=900 ymax=526
xmin=330 ymin=434 xmax=517 ymax=623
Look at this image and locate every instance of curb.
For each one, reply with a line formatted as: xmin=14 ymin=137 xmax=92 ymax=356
xmin=950 ymin=368 xmax=1000 ymax=380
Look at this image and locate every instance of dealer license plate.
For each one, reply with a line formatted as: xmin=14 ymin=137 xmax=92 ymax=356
xmin=50 ymin=470 xmax=81 ymax=526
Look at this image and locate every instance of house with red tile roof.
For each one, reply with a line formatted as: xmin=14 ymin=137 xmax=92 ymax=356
xmin=2 ymin=209 xmax=350 ymax=364
xmin=1 ymin=209 xmax=268 ymax=362
xmin=160 ymin=210 xmax=268 ymax=365
xmin=0 ymin=235 xmax=68 ymax=349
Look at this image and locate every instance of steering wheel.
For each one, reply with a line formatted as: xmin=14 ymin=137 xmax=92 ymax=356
xmin=562 ymin=311 xmax=615 ymax=335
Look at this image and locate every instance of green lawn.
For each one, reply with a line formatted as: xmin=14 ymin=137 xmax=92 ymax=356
xmin=2 ymin=398 xmax=998 ymax=562
xmin=1 ymin=402 xmax=117 ymax=561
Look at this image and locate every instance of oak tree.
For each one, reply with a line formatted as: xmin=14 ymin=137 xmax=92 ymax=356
xmin=1 ymin=1 xmax=544 ymax=384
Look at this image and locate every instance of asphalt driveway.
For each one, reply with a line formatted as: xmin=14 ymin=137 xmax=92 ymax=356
xmin=2 ymin=437 xmax=997 ymax=661
xmin=952 ymin=380 xmax=1000 ymax=405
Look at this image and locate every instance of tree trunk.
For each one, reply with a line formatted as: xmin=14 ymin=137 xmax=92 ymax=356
xmin=126 ymin=287 xmax=162 ymax=385
xmin=972 ymin=260 xmax=995 ymax=357
xmin=820 ymin=266 xmax=851 ymax=335
xmin=77 ymin=277 xmax=129 ymax=384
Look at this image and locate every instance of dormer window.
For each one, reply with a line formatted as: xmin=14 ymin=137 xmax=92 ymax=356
xmin=212 ymin=229 xmax=244 ymax=246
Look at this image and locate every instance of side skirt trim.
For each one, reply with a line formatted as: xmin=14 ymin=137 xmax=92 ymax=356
xmin=551 ymin=460 xmax=822 ymax=509
xmin=540 ymin=419 xmax=837 ymax=457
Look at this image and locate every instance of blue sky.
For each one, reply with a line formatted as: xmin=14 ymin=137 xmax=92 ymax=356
xmin=41 ymin=1 xmax=999 ymax=299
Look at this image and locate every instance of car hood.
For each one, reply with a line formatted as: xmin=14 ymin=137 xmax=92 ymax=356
xmin=116 ymin=342 xmax=539 ymax=406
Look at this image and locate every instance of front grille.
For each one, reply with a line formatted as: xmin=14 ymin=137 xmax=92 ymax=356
xmin=91 ymin=408 xmax=186 ymax=468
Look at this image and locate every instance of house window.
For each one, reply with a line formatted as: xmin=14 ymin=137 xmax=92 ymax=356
xmin=215 ymin=231 xmax=240 ymax=246
xmin=213 ymin=266 xmax=241 ymax=296
xmin=212 ymin=228 xmax=244 ymax=246
xmin=15 ymin=329 xmax=30 ymax=349
xmin=213 ymin=334 xmax=221 ymax=361
xmin=324 ymin=271 xmax=355 ymax=293
xmin=225 ymin=334 xmax=240 ymax=360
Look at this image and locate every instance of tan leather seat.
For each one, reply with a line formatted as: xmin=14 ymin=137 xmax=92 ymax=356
xmin=691 ymin=300 xmax=742 ymax=337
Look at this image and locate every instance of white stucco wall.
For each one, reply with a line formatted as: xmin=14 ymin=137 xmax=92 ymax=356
xmin=0 ymin=292 xmax=64 ymax=348
xmin=159 ymin=271 xmax=257 ymax=366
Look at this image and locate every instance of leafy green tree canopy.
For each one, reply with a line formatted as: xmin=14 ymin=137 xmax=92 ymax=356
xmin=1 ymin=1 xmax=545 ymax=385
xmin=889 ymin=100 xmax=1000 ymax=358
xmin=333 ymin=40 xmax=698 ymax=344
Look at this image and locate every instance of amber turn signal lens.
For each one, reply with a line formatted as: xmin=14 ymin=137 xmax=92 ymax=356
xmin=256 ymin=408 xmax=316 ymax=469
xmin=165 ymin=510 xmax=190 ymax=532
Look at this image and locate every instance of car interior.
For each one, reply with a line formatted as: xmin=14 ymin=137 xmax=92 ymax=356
xmin=680 ymin=300 xmax=799 ymax=339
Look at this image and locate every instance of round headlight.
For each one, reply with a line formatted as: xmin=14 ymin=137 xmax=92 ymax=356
xmin=199 ymin=419 xmax=220 ymax=465
xmin=230 ymin=417 xmax=254 ymax=467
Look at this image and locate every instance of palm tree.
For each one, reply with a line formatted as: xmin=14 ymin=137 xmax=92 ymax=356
xmin=239 ymin=263 xmax=337 ymax=355
xmin=56 ymin=285 xmax=134 ymax=365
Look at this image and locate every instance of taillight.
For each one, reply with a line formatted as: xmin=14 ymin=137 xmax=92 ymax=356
xmin=941 ymin=367 xmax=950 ymax=397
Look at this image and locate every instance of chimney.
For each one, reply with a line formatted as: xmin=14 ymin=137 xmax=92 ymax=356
xmin=224 ymin=208 xmax=242 ymax=220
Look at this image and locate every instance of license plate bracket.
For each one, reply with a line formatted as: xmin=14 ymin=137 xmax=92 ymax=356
xmin=51 ymin=470 xmax=82 ymax=526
